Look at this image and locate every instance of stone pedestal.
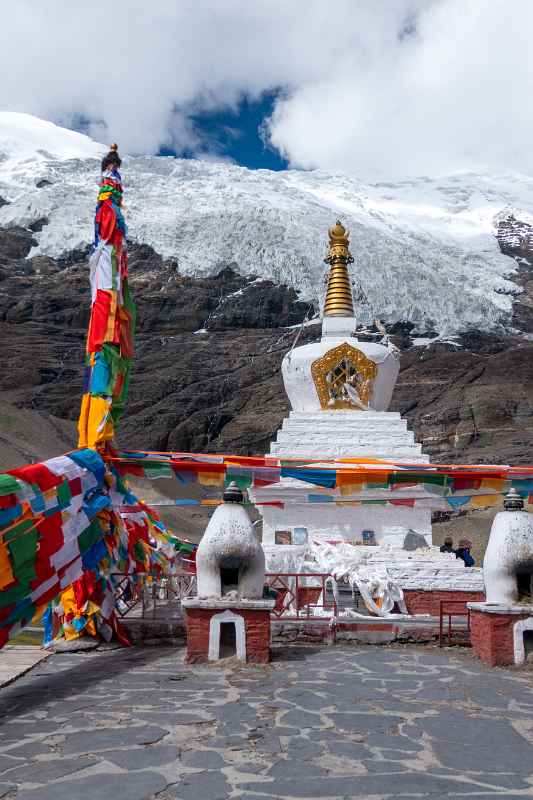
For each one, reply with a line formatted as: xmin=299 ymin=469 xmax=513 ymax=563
xmin=268 ymin=410 xmax=428 ymax=461
xmin=182 ymin=598 xmax=275 ymax=664
xmin=468 ymin=602 xmax=533 ymax=667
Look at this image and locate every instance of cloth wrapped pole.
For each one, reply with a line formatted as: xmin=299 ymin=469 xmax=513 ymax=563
xmin=67 ymin=145 xmax=136 ymax=641
xmin=77 ymin=144 xmax=136 ymax=451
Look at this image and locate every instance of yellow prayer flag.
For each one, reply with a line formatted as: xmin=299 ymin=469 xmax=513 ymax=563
xmin=336 ymin=472 xmax=365 ymax=496
xmin=471 ymin=494 xmax=501 ymax=508
xmin=479 ymin=478 xmax=506 ymax=491
xmin=61 ymin=586 xmax=77 ymax=617
xmin=77 ymin=393 xmax=91 ymax=448
xmin=0 ymin=541 xmax=15 ymax=590
xmin=78 ymin=395 xmax=114 ymax=450
xmin=198 ymin=472 xmax=224 ymax=487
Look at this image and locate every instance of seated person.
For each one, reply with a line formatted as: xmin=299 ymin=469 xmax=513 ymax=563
xmin=455 ymin=538 xmax=475 ymax=567
xmin=440 ymin=536 xmax=454 ymax=554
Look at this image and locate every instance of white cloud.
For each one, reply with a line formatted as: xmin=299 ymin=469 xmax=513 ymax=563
xmin=0 ymin=0 xmax=531 ymax=176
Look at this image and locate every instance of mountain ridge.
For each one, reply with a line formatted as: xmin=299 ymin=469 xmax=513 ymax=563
xmin=1 ymin=223 xmax=533 ymax=475
xmin=2 ymin=113 xmax=533 ymax=335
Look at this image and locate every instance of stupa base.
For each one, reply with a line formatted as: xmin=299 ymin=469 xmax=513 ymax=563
xmin=468 ymin=602 xmax=533 ymax=666
xmin=182 ymin=598 xmax=275 ymax=664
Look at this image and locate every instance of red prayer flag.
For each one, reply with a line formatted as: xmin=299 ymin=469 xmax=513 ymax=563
xmin=9 ymin=463 xmax=62 ymax=492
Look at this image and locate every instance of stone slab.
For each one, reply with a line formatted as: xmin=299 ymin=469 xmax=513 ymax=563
xmin=0 ymin=646 xmax=49 ymax=688
xmin=3 ymin=755 xmax=99 ymax=783
xmin=106 ymin=744 xmax=179 ymax=770
xmin=182 ymin=598 xmax=275 ymax=610
xmin=169 ymin=769 xmax=230 ymax=799
xmin=15 ymin=771 xmax=167 ymax=800
xmin=468 ymin=601 xmax=533 ymax=614
xmin=61 ymin=725 xmax=169 ymax=754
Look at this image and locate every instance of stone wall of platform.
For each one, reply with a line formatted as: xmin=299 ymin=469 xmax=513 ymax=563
xmin=403 ymin=589 xmax=485 ymax=616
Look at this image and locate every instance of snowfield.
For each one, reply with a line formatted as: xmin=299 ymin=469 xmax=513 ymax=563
xmin=1 ymin=112 xmax=533 ymax=334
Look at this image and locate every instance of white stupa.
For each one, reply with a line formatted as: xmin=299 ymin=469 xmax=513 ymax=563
xmin=251 ymin=221 xmax=433 ymax=548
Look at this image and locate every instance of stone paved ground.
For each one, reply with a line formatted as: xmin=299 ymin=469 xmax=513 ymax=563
xmin=0 ymin=645 xmax=533 ymax=800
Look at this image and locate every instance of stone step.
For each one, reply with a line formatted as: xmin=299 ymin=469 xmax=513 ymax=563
xmin=273 ymin=439 xmax=423 ymax=449
xmin=288 ymin=411 xmax=402 ymax=420
xmin=276 ymin=431 xmax=416 ymax=444
xmin=282 ymin=418 xmax=410 ymax=429
xmin=279 ymin=430 xmax=413 ymax=443
xmin=274 ymin=436 xmax=421 ymax=447
xmin=270 ymin=445 xmax=427 ymax=459
xmin=285 ymin=421 xmax=407 ymax=430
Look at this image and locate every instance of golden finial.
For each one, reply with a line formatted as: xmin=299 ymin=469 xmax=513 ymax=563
xmin=328 ymin=220 xmax=349 ymax=246
xmin=323 ymin=220 xmax=355 ymax=317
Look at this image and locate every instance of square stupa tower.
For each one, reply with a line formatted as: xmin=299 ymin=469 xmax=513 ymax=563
xmin=250 ymin=221 xmax=432 ymax=549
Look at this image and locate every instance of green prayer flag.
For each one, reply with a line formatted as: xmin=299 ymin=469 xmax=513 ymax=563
xmin=0 ymin=473 xmax=19 ymax=496
xmin=78 ymin=519 xmax=104 ymax=553
xmin=0 ymin=581 xmax=32 ymax=608
xmin=4 ymin=518 xmax=35 ymax=544
xmin=225 ymin=473 xmax=252 ymax=490
xmin=145 ymin=463 xmax=173 ymax=480
xmin=56 ymin=480 xmax=72 ymax=509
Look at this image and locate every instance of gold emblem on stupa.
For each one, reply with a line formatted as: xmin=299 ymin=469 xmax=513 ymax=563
xmin=311 ymin=342 xmax=376 ymax=410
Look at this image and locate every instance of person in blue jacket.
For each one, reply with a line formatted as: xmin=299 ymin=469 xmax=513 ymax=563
xmin=455 ymin=538 xmax=475 ymax=567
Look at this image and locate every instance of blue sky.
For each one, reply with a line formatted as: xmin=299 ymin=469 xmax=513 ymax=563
xmin=161 ymin=93 xmax=288 ymax=171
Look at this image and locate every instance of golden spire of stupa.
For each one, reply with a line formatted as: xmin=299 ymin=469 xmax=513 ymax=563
xmin=323 ymin=221 xmax=355 ymax=317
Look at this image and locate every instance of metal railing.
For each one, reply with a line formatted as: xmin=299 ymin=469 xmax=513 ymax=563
xmin=265 ymin=572 xmax=337 ymax=620
xmin=114 ymin=573 xmax=474 ymax=639
xmin=438 ymin=599 xmax=471 ymax=647
xmin=113 ymin=571 xmax=336 ymax=621
xmin=112 ymin=572 xmax=197 ymax=619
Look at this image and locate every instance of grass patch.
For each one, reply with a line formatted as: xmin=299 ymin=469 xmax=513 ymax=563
xmin=9 ymin=630 xmax=43 ymax=647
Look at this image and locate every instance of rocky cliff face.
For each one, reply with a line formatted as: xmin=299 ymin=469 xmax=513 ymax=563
xmin=497 ymin=214 xmax=533 ymax=333
xmin=0 ymin=225 xmax=315 ymax=464
xmin=392 ymin=332 xmax=533 ymax=464
xmin=1 ymin=221 xmax=533 ymax=469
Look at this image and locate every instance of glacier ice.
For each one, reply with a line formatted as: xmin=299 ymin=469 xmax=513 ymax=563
xmin=1 ymin=112 xmax=533 ymax=334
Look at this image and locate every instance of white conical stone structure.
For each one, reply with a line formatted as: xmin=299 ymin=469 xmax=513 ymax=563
xmin=484 ymin=489 xmax=533 ymax=604
xmin=196 ymin=483 xmax=265 ymax=599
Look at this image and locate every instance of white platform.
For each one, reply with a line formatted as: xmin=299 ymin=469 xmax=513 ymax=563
xmin=254 ymin=407 xmax=432 ymax=545
xmin=270 ymin=410 xmax=428 ymax=461
xmin=264 ymin=544 xmax=484 ymax=592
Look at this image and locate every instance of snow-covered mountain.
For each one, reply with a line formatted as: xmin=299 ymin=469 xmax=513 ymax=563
xmin=2 ymin=112 xmax=533 ymax=334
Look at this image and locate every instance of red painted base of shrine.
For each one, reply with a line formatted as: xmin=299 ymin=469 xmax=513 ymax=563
xmin=403 ymin=589 xmax=485 ymax=615
xmin=469 ymin=606 xmax=531 ymax=667
xmin=183 ymin=606 xmax=271 ymax=664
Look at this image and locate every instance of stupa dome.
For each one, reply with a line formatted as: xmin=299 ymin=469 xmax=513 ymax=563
xmin=282 ymin=336 xmax=399 ymax=413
